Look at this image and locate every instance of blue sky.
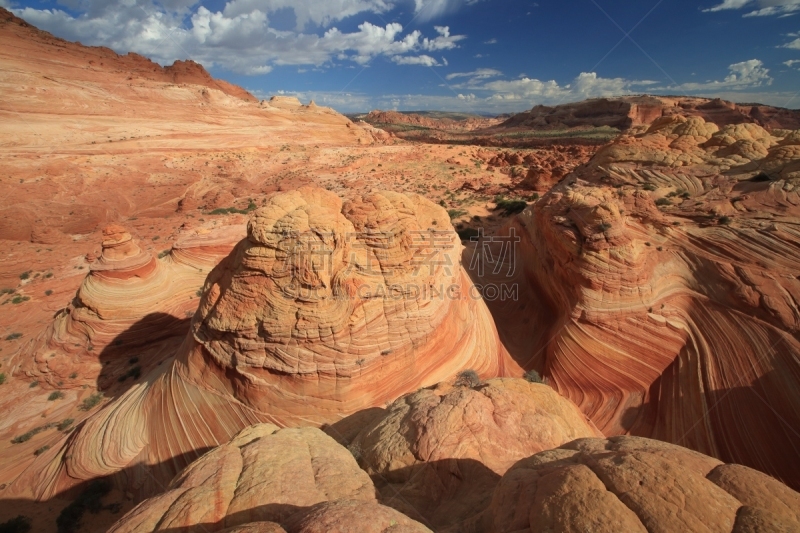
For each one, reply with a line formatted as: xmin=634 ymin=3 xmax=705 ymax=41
xmin=4 ymin=0 xmax=800 ymax=112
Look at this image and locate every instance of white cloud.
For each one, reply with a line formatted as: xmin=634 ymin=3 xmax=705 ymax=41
xmin=12 ymin=2 xmax=466 ymax=74
xmin=221 ymin=0 xmax=393 ymax=30
xmin=782 ymin=35 xmax=800 ymax=49
xmin=392 ymin=54 xmax=441 ymax=66
xmin=484 ymin=38 xmax=497 ymax=44
xmin=412 ymin=0 xmax=486 ymax=22
xmin=785 ymin=59 xmax=800 ymax=67
xmin=660 ymin=59 xmax=772 ymax=91
xmin=703 ymin=0 xmax=800 ymax=16
xmin=481 ymin=72 xmax=651 ymax=102
xmin=445 ymin=68 xmax=502 ymax=80
xmin=703 ymin=0 xmax=753 ymax=12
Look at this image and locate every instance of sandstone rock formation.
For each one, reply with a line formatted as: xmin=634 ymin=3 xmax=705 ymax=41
xmin=472 ymin=436 xmax=800 ymax=533
xmin=349 ymin=378 xmax=600 ymax=529
xmin=8 ymin=187 xmax=512 ymax=501
xmin=107 ymin=423 xmax=432 ymax=533
xmin=474 ymin=116 xmax=800 ymax=489
xmin=17 ymin=224 xmax=243 ymax=388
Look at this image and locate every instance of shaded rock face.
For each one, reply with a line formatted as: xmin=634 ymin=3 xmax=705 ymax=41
xmin=108 ymin=424 xmax=432 ymax=533
xmin=350 ymin=378 xmax=601 ymax=530
xmin=476 ymin=116 xmax=800 ymax=489
xmin=15 ymin=187 xmax=511 ymax=501
xmin=475 ymin=436 xmax=800 ymax=533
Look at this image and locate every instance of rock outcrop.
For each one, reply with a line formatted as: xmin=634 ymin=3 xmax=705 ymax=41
xmin=475 ymin=116 xmax=800 ymax=489
xmin=9 ymin=187 xmax=512 ymax=501
xmin=349 ymin=378 xmax=600 ymax=529
xmin=473 ymin=436 xmax=800 ymax=533
xmin=108 ymin=423 xmax=432 ymax=533
xmin=17 ymin=224 xmax=243 ymax=388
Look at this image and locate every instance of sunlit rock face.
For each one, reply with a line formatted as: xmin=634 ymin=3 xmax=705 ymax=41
xmin=476 ymin=118 xmax=800 ymax=489
xmin=475 ymin=436 xmax=800 ymax=533
xmin=13 ymin=187 xmax=511 ymax=500
xmin=181 ymin=187 xmax=512 ymax=423
xmin=107 ymin=424 xmax=433 ymax=533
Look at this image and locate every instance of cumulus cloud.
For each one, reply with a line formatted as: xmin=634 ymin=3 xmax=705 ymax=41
xmin=392 ymin=54 xmax=441 ymax=66
xmin=703 ymin=0 xmax=800 ymax=17
xmin=785 ymin=59 xmax=800 ymax=67
xmin=12 ymin=1 xmax=466 ymax=74
xmin=662 ymin=59 xmax=772 ymax=91
xmin=481 ymin=72 xmax=653 ymax=102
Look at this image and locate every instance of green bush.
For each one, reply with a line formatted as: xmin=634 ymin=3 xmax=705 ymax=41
xmin=0 ymin=373 xmax=6 ymax=385
xmin=79 ymin=392 xmax=104 ymax=411
xmin=0 ymin=515 xmax=31 ymax=533
xmin=719 ymin=216 xmax=732 ymax=225
xmin=447 ymin=209 xmax=468 ymax=220
xmin=5 ymin=333 xmax=22 ymax=341
xmin=11 ymin=422 xmax=57 ymax=444
xmin=496 ymin=199 xmax=527 ymax=216
xmin=48 ymin=391 xmax=65 ymax=401
xmin=10 ymin=296 xmax=30 ymax=305
xmin=34 ymin=445 xmax=50 ymax=456
xmin=655 ymin=198 xmax=671 ymax=207
xmin=29 ymin=381 xmax=38 ymax=388
xmin=457 ymin=228 xmax=481 ymax=241
xmin=598 ymin=222 xmax=612 ymax=232
xmin=56 ymin=479 xmax=113 ymax=533
xmin=523 ymin=369 xmax=544 ymax=384
xmin=57 ymin=418 xmax=74 ymax=431
xmin=454 ymin=369 xmax=481 ymax=388
xmin=643 ymin=183 xmax=657 ymax=191
xmin=19 ymin=271 xmax=30 ymax=280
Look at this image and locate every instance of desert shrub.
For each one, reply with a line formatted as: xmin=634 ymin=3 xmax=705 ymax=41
xmin=454 ymin=369 xmax=481 ymax=388
xmin=69 ymin=372 xmax=78 ymax=379
xmin=157 ymin=249 xmax=170 ymax=259
xmin=56 ymin=480 xmax=113 ymax=533
xmin=48 ymin=391 xmax=64 ymax=401
xmin=447 ymin=209 xmax=468 ymax=220
xmin=0 ymin=373 xmax=5 ymax=385
xmin=29 ymin=381 xmax=38 ymax=388
xmin=11 ymin=422 xmax=57 ymax=444
xmin=0 ymin=288 xmax=14 ymax=295
xmin=0 ymin=515 xmax=31 ymax=533
xmin=19 ymin=271 xmax=30 ymax=280
xmin=719 ymin=216 xmax=732 ymax=225
xmin=44 ymin=290 xmax=53 ymax=296
xmin=598 ymin=222 xmax=612 ymax=232
xmin=642 ymin=183 xmax=657 ymax=191
xmin=496 ymin=199 xmax=527 ymax=216
xmin=57 ymin=418 xmax=74 ymax=431
xmin=457 ymin=228 xmax=481 ymax=241
xmin=528 ymin=193 xmax=540 ymax=201
xmin=118 ymin=365 xmax=141 ymax=382
xmin=10 ymin=296 xmax=30 ymax=304
xmin=34 ymin=445 xmax=50 ymax=456
xmin=655 ymin=198 xmax=671 ymax=207
xmin=79 ymin=392 xmax=104 ymax=411
xmin=523 ymin=369 xmax=544 ymax=384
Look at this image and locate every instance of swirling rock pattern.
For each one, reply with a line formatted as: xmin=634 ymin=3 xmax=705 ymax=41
xmin=13 ymin=187 xmax=510 ymax=500
xmin=350 ymin=378 xmax=600 ymax=530
xmin=473 ymin=436 xmax=800 ymax=533
xmin=18 ymin=224 xmax=244 ymax=388
xmin=475 ymin=116 xmax=800 ymax=489
xmin=108 ymin=423 xmax=432 ymax=533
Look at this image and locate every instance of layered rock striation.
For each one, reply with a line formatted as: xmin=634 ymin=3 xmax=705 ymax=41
xmin=10 ymin=187 xmax=511 ymax=500
xmin=476 ymin=117 xmax=800 ymax=488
